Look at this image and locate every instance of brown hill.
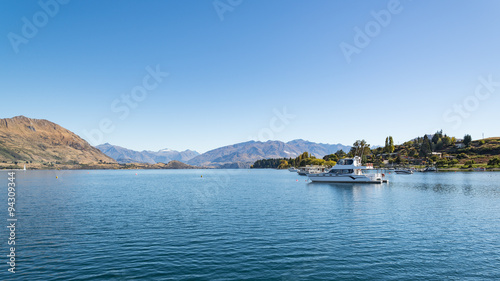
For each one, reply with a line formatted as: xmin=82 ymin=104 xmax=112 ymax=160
xmin=0 ymin=116 xmax=115 ymax=165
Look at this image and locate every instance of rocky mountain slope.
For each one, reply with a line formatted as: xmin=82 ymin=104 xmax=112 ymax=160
xmin=0 ymin=116 xmax=115 ymax=165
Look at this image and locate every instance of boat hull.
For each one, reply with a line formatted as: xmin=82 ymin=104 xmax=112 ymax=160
xmin=395 ymin=171 xmax=413 ymax=174
xmin=307 ymin=174 xmax=383 ymax=183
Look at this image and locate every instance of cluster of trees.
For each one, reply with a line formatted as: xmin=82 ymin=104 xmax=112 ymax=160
xmin=251 ymin=158 xmax=287 ymax=169
xmin=252 ymin=151 xmax=340 ymax=169
xmin=376 ymin=131 xmax=462 ymax=159
xmin=384 ymin=136 xmax=395 ymax=153
xmin=414 ymin=131 xmax=458 ymax=156
xmin=435 ymin=158 xmax=460 ymax=168
xmin=252 ymin=131 xmax=495 ymax=169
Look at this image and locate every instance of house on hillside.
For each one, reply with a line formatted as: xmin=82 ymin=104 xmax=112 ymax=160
xmin=431 ymin=152 xmax=442 ymax=158
xmin=455 ymin=139 xmax=465 ymax=148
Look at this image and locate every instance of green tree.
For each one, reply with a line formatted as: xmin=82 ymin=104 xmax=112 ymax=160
xmin=442 ymin=136 xmax=451 ymax=147
xmin=350 ymin=140 xmax=370 ymax=157
xmin=277 ymin=160 xmax=289 ymax=169
xmin=464 ymin=134 xmax=472 ymax=147
xmin=335 ymin=150 xmax=346 ymax=159
xmin=419 ymin=135 xmax=432 ymax=157
xmin=389 ymin=136 xmax=395 ymax=153
xmin=432 ymin=130 xmax=443 ymax=144
xmin=435 ymin=139 xmax=444 ymax=150
xmin=323 ymin=154 xmax=339 ymax=162
xmin=384 ymin=136 xmax=395 ymax=153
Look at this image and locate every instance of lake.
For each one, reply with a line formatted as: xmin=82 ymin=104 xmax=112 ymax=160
xmin=1 ymin=169 xmax=500 ymax=280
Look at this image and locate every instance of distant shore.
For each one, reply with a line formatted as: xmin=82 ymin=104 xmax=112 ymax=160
xmin=0 ymin=161 xmax=203 ymax=170
xmin=2 ymin=163 xmax=500 ymax=172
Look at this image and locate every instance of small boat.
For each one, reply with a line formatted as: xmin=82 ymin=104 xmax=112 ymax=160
xmin=395 ymin=168 xmax=413 ymax=174
xmin=288 ymin=167 xmax=298 ymax=172
xmin=473 ymin=167 xmax=486 ymax=172
xmin=307 ymin=156 xmax=387 ymax=183
xmin=423 ymin=167 xmax=437 ymax=172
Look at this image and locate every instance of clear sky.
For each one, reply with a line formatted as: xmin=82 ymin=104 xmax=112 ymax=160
xmin=1 ymin=0 xmax=499 ymax=153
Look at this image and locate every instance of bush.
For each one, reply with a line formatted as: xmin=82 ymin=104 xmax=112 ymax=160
xmin=464 ymin=160 xmax=475 ymax=167
xmin=488 ymin=157 xmax=500 ymax=166
xmin=457 ymin=153 xmax=468 ymax=159
xmin=436 ymin=159 xmax=448 ymax=168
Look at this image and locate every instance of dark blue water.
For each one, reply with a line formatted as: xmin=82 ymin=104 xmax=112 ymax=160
xmin=1 ymin=169 xmax=500 ymax=280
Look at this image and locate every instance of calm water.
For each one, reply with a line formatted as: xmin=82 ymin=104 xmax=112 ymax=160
xmin=1 ymin=169 xmax=500 ymax=280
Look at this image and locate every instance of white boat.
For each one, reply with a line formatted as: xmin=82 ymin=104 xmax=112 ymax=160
xmin=288 ymin=167 xmax=298 ymax=172
xmin=307 ymin=156 xmax=386 ymax=183
xmin=395 ymin=168 xmax=413 ymax=174
xmin=422 ymin=167 xmax=437 ymax=172
xmin=297 ymin=166 xmax=327 ymax=176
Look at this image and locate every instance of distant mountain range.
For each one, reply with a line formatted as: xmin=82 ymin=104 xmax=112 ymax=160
xmin=186 ymin=139 xmax=351 ymax=168
xmin=0 ymin=115 xmax=351 ymax=169
xmin=0 ymin=116 xmax=114 ymax=165
xmin=98 ymin=140 xmax=350 ymax=168
xmin=96 ymin=143 xmax=199 ymax=164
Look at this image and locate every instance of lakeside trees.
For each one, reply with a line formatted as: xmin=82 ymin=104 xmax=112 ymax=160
xmin=349 ymin=140 xmax=370 ymax=157
xmin=251 ymin=151 xmax=335 ymax=169
xmin=384 ymin=136 xmax=395 ymax=153
xmin=252 ymin=131 xmax=499 ymax=169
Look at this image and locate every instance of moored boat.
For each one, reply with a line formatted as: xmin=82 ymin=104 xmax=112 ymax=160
xmin=297 ymin=165 xmax=328 ymax=176
xmin=307 ymin=156 xmax=387 ymax=183
xmin=422 ymin=167 xmax=437 ymax=172
xmin=395 ymin=168 xmax=413 ymax=174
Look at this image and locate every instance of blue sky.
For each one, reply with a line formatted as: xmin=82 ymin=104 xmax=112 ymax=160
xmin=1 ymin=0 xmax=499 ymax=153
